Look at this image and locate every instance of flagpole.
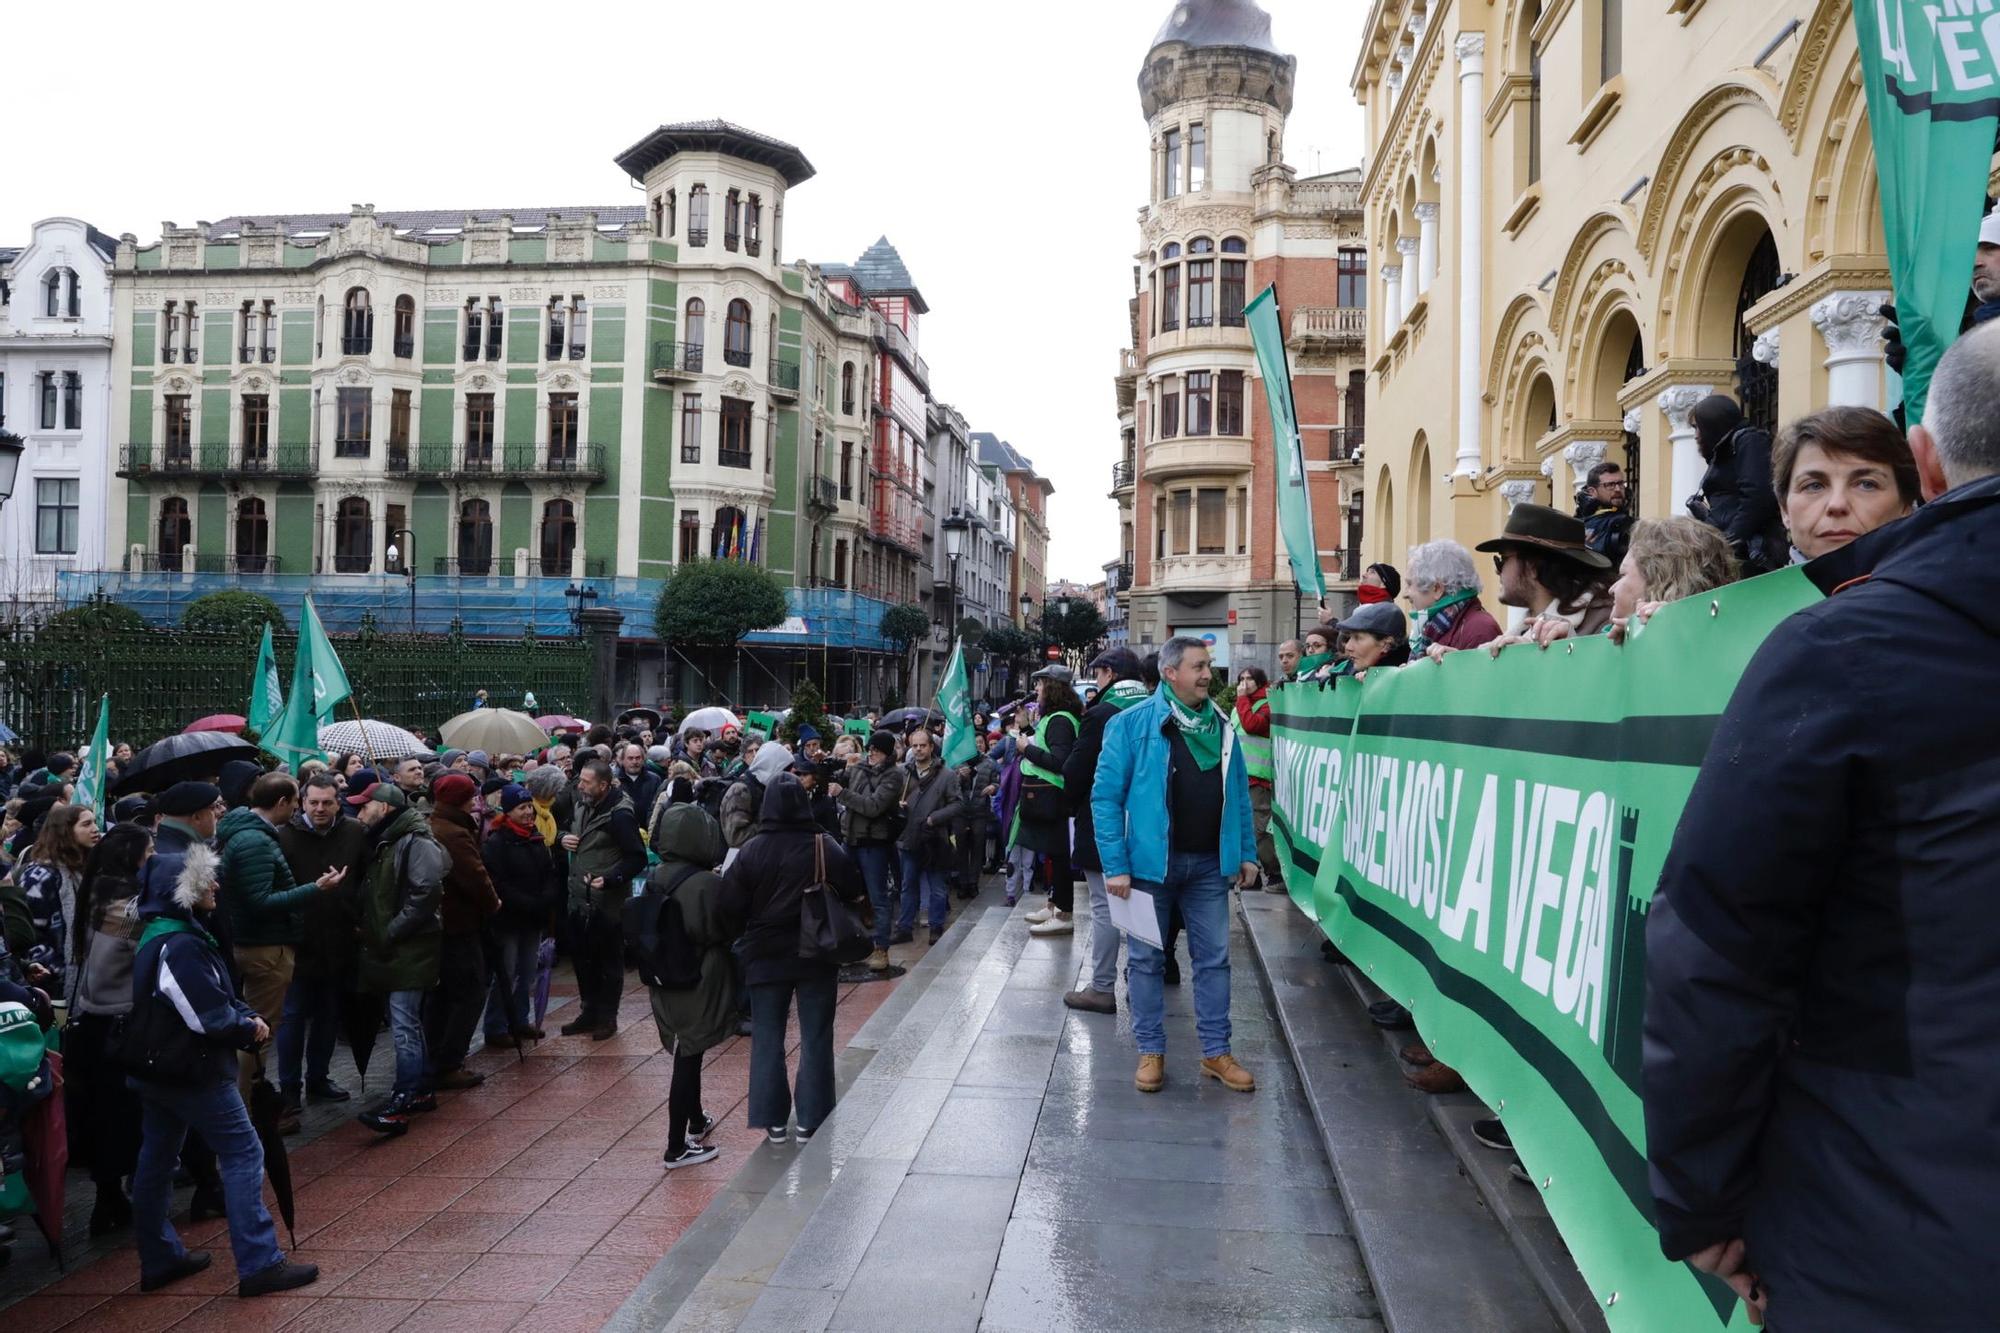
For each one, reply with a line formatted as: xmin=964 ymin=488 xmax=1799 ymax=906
xmin=348 ymin=696 xmax=381 ymax=770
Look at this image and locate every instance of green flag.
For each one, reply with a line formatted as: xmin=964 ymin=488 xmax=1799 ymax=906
xmin=1856 ymin=0 xmax=2000 ymax=422
xmin=266 ymin=596 xmax=352 ymax=771
xmin=247 ymin=623 xmax=284 ymax=740
xmin=73 ymin=695 xmax=111 ymax=817
xmin=934 ymin=641 xmax=976 ymax=767
xmin=1244 ymin=285 xmax=1326 ymax=602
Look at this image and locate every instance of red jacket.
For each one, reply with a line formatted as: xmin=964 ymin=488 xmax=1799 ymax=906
xmin=1233 ymin=687 xmax=1273 ymax=790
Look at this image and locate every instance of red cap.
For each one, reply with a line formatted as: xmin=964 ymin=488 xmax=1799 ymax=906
xmin=432 ymin=773 xmax=477 ymax=806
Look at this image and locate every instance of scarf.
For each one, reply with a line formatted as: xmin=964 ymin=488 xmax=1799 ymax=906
xmin=1101 ymin=679 xmax=1149 ymax=713
xmin=1410 ymin=586 xmax=1480 ymax=653
xmin=1356 ymin=583 xmax=1393 ymax=605
xmin=1162 ymin=688 xmax=1223 ymax=771
xmin=1294 ymin=650 xmax=1335 ymax=679
xmin=532 ymin=796 xmax=559 ymax=848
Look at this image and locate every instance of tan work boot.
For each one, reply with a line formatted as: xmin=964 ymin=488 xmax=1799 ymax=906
xmin=1135 ymin=1054 xmax=1165 ymax=1094
xmin=1200 ymin=1053 xmax=1255 ymax=1093
xmin=867 ymin=948 xmax=890 ymax=972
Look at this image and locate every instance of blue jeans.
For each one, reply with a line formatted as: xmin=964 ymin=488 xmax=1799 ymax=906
xmin=131 ymin=1076 xmax=284 ymax=1282
xmin=851 ymin=844 xmax=894 ymax=949
xmin=897 ymin=849 xmax=949 ymax=934
xmin=484 ymin=925 xmax=541 ymax=1038
xmin=748 ymin=971 xmax=837 ymax=1133
xmin=387 ymin=988 xmax=431 ymax=1096
xmin=276 ymin=974 xmax=340 ymax=1094
xmin=1124 ymin=850 xmax=1233 ymax=1058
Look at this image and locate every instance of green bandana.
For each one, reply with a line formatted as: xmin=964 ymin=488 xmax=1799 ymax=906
xmin=1295 ymin=650 xmax=1334 ymax=678
xmin=1163 ymin=689 xmax=1224 ymax=771
xmin=1102 ymin=680 xmax=1150 ymax=712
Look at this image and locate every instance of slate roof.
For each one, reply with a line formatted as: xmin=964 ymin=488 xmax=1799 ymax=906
xmin=613 ymin=120 xmax=816 ymax=187
xmin=819 ymin=237 xmax=928 ymax=313
xmin=972 ymin=431 xmax=1034 ymax=473
xmin=1149 ymin=0 xmax=1284 ymax=57
xmin=203 ymin=206 xmax=647 ymax=245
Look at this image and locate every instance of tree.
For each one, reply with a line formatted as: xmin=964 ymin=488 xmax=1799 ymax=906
xmin=46 ymin=598 xmax=145 ymax=638
xmin=654 ymin=560 xmax=789 ymax=701
xmin=1041 ymin=600 xmax=1109 ymax=658
xmin=784 ymin=677 xmax=831 ymax=749
xmin=980 ymin=622 xmax=1032 ymax=699
xmin=880 ymin=602 xmax=930 ymax=702
xmin=181 ymin=590 xmax=284 ymax=636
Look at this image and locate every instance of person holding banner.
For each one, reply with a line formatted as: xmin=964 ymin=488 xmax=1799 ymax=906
xmin=1405 ymin=540 xmax=1504 ymax=660
xmin=1230 ymin=667 xmax=1284 ymax=893
xmin=1092 ymin=636 xmax=1258 ymax=1096
xmin=1644 ymin=323 xmax=2000 ymax=1330
xmin=1476 ymin=504 xmax=1615 ymax=648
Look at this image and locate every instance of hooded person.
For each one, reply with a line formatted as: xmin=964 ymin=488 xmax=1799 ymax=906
xmin=351 ymin=781 xmax=450 ymax=1133
xmin=720 ymin=741 xmax=794 ymax=850
xmin=126 ymin=829 xmax=319 ymax=1298
xmin=720 ymin=775 xmax=867 ymax=1143
xmin=644 ymin=803 xmax=742 ymax=1168
xmin=1688 ymin=394 xmax=1787 ymax=574
xmin=425 ymin=773 xmax=501 ymax=1086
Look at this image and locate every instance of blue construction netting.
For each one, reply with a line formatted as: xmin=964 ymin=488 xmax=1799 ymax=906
xmin=54 ymin=572 xmax=901 ymax=652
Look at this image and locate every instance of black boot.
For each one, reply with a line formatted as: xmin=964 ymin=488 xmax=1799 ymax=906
xmin=89 ymin=1186 xmax=132 ymax=1237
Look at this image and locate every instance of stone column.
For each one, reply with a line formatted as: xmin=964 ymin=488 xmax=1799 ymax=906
xmin=1657 ymin=385 xmax=1720 ymax=517
xmin=1381 ymin=266 xmax=1404 ymax=341
xmin=578 ymin=606 xmax=625 ymax=723
xmin=1454 ymin=33 xmax=1487 ymax=477
xmin=1810 ymin=291 xmax=1892 ymax=410
xmin=1397 ymin=237 xmax=1421 ymax=314
xmin=1415 ymin=202 xmax=1439 ymax=295
xmin=1563 ymin=437 xmax=1608 ymax=489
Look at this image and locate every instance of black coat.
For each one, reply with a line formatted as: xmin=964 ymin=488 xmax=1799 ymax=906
xmin=278 ymin=813 xmax=370 ymax=979
xmin=481 ymin=820 xmax=562 ymax=931
xmin=720 ymin=775 xmax=866 ymax=984
xmin=1692 ymin=425 xmax=1786 ymax=572
xmin=1012 ymin=713 xmax=1077 ymax=857
xmin=1062 ymin=694 xmax=1131 ymax=873
xmin=1574 ymin=494 xmax=1634 ymax=567
xmin=1643 ymin=474 xmax=2000 ymax=1330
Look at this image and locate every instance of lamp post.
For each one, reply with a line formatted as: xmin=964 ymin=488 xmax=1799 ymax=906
xmin=942 ymin=511 xmax=966 ymax=650
xmin=0 ymin=432 xmax=24 ymax=517
xmin=565 ymin=581 xmax=599 ymax=634
xmin=387 ymin=528 xmax=416 ymax=634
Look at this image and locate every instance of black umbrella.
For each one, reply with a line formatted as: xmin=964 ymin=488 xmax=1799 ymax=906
xmin=340 ymin=988 xmax=387 ymax=1087
xmin=879 ymin=707 xmax=944 ymax=730
xmin=111 ymin=731 xmax=262 ymax=797
xmin=247 ymin=1066 xmax=296 ymax=1248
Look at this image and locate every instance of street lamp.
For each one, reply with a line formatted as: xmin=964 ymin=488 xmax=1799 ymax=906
xmin=565 ymin=581 xmax=599 ymax=633
xmin=942 ymin=512 xmax=967 ymax=645
xmin=0 ymin=432 xmax=24 ymax=516
xmin=387 ymin=528 xmax=416 ymax=634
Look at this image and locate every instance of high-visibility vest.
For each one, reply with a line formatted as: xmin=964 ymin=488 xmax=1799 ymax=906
xmin=1020 ymin=711 xmax=1079 ymax=787
xmin=1231 ymin=694 xmax=1274 ymax=783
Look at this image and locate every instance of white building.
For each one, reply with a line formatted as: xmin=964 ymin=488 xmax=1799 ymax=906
xmin=0 ymin=219 xmax=117 ymax=613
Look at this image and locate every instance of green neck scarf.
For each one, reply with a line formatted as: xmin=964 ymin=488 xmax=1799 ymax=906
xmin=1102 ymin=679 xmax=1150 ymax=712
xmin=139 ymin=914 xmax=217 ymax=952
xmin=1162 ymin=688 xmax=1224 ymax=771
xmin=1295 ymin=650 xmax=1334 ymax=678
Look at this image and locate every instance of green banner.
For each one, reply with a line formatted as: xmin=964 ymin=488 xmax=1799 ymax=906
xmin=73 ymin=695 xmax=111 ymax=817
xmin=935 ymin=641 xmax=976 ymax=767
xmin=1856 ymin=0 xmax=2000 ymax=421
xmin=1270 ymin=569 xmax=1821 ymax=1331
xmin=1244 ymin=285 xmax=1325 ymax=602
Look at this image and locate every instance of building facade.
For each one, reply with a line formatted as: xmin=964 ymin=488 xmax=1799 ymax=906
xmin=1353 ymin=0 xmax=1898 ymax=562
xmin=972 ymin=432 xmax=1054 ymax=625
xmin=0 ymin=219 xmax=118 ymax=613
xmin=1115 ymin=0 xmax=1371 ymax=679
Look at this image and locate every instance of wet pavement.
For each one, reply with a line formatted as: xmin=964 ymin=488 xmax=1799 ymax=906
xmin=625 ymin=892 xmax=1382 ymax=1333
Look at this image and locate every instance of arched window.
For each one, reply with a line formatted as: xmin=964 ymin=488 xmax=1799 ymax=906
xmin=540 ymin=499 xmax=576 ymax=573
xmin=1734 ymin=229 xmax=1782 ymax=436
xmin=724 ymin=299 xmax=753 ymax=367
xmin=1220 ymin=238 xmax=1248 ymax=326
xmin=1221 ymin=236 xmax=1247 ymax=254
xmin=1159 ymin=243 xmax=1181 ymax=334
xmin=688 ymin=185 xmax=709 ymax=246
xmin=157 ymin=498 xmax=191 ymax=571
xmin=235 ymin=498 xmax=269 ymax=573
xmin=392 ymin=295 xmax=415 ymax=358
xmin=841 ymin=361 xmax=856 ymax=415
xmin=43 ymin=268 xmax=78 ymax=318
xmin=334 ymin=496 xmax=371 ymax=573
xmin=1186 ymin=238 xmax=1215 ymax=328
xmin=684 ymin=298 xmax=706 ymax=371
xmin=457 ymin=499 xmax=493 ymax=575
xmin=342 ymin=288 xmax=373 ymax=355
xmin=711 ymin=505 xmax=747 ymax=560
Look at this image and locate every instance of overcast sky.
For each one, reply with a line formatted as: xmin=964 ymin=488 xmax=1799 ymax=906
xmin=6 ymin=0 xmax=1363 ymax=583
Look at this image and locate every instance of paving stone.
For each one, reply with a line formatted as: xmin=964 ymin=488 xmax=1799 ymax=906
xmin=826 ymin=1174 xmax=1016 ymax=1331
xmin=909 ymin=1087 xmax=1043 ymax=1177
xmin=761 ymin=1158 xmax=908 ymax=1293
xmin=1011 ymin=1171 xmax=1347 ymax=1237
xmin=951 ymin=1030 xmax=1061 ymax=1090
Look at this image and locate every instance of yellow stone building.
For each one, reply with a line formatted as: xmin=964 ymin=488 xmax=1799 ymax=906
xmin=1353 ymin=0 xmax=1898 ymax=560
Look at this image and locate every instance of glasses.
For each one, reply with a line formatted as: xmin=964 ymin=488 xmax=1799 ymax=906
xmin=1492 ymin=552 xmax=1512 ymax=573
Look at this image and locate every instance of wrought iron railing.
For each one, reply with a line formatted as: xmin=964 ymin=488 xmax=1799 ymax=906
xmin=650 ymin=340 xmax=704 ymax=375
xmin=769 ymin=359 xmax=801 ymax=395
xmin=1110 ymin=460 xmax=1135 ymax=490
xmin=1329 ymin=427 xmax=1364 ymax=460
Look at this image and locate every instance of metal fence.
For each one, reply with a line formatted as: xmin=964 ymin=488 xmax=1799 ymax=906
xmin=0 ymin=618 xmax=593 ymax=755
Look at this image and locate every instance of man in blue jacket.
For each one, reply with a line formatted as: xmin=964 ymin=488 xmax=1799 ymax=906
xmin=1091 ymin=635 xmax=1258 ymax=1096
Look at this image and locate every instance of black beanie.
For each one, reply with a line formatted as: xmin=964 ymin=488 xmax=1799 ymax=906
xmin=1366 ymin=563 xmax=1403 ymax=599
xmin=868 ymin=731 xmax=898 ymax=758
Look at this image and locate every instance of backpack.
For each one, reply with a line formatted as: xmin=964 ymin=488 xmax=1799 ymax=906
xmin=696 ymin=777 xmax=731 ymax=822
xmin=629 ymin=864 xmax=705 ymax=990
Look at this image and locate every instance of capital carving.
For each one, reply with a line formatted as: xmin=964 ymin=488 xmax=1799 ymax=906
xmin=1564 ymin=438 xmax=1608 ymax=483
xmin=1499 ymin=479 xmax=1540 ymax=511
xmin=1809 ymin=290 xmax=1893 ymax=359
xmin=1751 ymin=329 xmax=1781 ymax=367
xmin=1381 ymin=265 xmax=1403 ymax=282
xmin=1454 ymin=32 xmax=1486 ymax=67
xmin=1539 ymin=455 xmax=1557 ymax=481
xmin=1622 ymin=407 xmax=1642 ymax=434
xmin=1657 ymin=384 xmax=1716 ymax=431
xmin=1396 ymin=236 xmax=1420 ymax=256
xmin=1414 ymin=202 xmax=1439 ymax=224
xmin=1387 ymin=65 xmax=1406 ymax=94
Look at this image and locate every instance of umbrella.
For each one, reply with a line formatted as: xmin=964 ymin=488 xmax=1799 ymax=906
xmin=535 ymin=714 xmax=587 ymax=733
xmin=247 ymin=1066 xmax=296 ymax=1248
xmin=111 ymin=731 xmax=261 ymax=797
xmin=616 ymin=707 xmax=664 ymax=731
xmin=0 ymin=721 xmax=18 ymax=745
xmin=183 ymin=714 xmax=247 ymax=735
xmin=439 ymin=708 xmax=548 ymax=755
xmin=340 ymin=989 xmax=387 ymax=1086
xmin=678 ymin=707 xmax=738 ymax=737
xmin=18 ymin=1049 xmax=66 ymax=1263
xmin=318 ymin=719 xmax=427 ymax=761
xmin=880 ymin=707 xmax=944 ymax=730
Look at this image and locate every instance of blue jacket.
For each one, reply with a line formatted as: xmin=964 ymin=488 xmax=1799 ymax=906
xmin=1090 ymin=686 xmax=1256 ymax=884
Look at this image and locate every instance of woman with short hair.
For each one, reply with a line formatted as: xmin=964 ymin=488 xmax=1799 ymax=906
xmin=1404 ymin=540 xmax=1504 ymax=660
xmin=1772 ymin=406 xmax=1920 ymax=562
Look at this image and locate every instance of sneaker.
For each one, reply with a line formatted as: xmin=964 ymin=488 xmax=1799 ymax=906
xmin=305 ymin=1079 xmax=351 ymax=1104
xmin=404 ymin=1092 xmax=439 ymax=1113
xmin=358 ymin=1092 xmax=426 ymax=1136
xmin=867 ymin=948 xmax=891 ymax=972
xmin=1004 ymin=893 xmax=1018 ymax=907
xmin=1472 ymin=1118 xmax=1513 ymax=1152
xmin=238 ymin=1259 xmax=320 ymax=1298
xmin=1062 ymin=988 xmax=1116 ymax=1015
xmin=1134 ymin=1054 xmax=1165 ymax=1094
xmin=436 ymin=1067 xmax=485 ymax=1091
xmin=1023 ymin=905 xmax=1054 ymax=925
xmin=1028 ymin=912 xmax=1073 ymax=936
xmin=663 ymin=1143 xmax=719 ymax=1170
xmin=795 ymin=1125 xmax=816 ymax=1144
xmin=140 ymin=1251 xmax=211 ymax=1292
xmin=765 ymin=1126 xmax=788 ymax=1144
xmin=559 ymin=1014 xmax=599 ymax=1037
xmin=1200 ymin=1053 xmax=1256 ymax=1093
xmin=688 ymin=1113 xmax=717 ymax=1145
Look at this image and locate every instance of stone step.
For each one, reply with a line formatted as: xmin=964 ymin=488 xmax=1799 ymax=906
xmin=1239 ymin=893 xmax=1570 ymax=1333
xmin=606 ymin=897 xmax=1028 ymax=1333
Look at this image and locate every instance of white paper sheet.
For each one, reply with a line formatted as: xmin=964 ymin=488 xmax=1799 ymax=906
xmin=1107 ymin=886 xmax=1164 ymax=950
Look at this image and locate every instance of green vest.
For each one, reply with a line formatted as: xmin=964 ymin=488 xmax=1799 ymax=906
xmin=1231 ymin=695 xmax=1275 ymax=783
xmin=1020 ymin=711 xmax=1079 ymax=787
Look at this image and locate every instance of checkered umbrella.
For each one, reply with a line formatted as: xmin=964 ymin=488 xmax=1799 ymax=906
xmin=317 ymin=719 xmax=428 ymax=762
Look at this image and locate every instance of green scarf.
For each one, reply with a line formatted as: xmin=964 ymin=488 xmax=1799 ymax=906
xmin=1294 ymin=650 xmax=1334 ymax=678
xmin=139 ymin=914 xmax=217 ymax=951
xmin=1162 ymin=688 xmax=1224 ymax=771
xmin=1102 ymin=679 xmax=1149 ymax=712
